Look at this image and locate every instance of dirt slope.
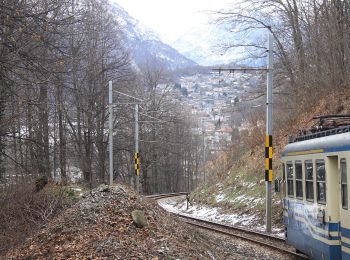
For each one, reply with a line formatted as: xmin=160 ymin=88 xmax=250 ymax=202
xmin=7 ymin=185 xmax=212 ymax=259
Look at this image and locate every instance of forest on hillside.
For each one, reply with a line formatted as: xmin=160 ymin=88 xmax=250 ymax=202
xmin=213 ymin=0 xmax=350 ymax=150
xmin=0 ymin=0 xmax=349 ymax=192
xmin=0 ymin=0 xmax=203 ymax=194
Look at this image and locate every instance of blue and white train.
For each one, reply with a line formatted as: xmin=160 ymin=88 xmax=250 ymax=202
xmin=281 ymin=116 xmax=350 ymax=259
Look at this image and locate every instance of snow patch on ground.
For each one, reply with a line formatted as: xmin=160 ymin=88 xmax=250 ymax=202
xmin=242 ymin=181 xmax=256 ymax=189
xmin=215 ymin=182 xmax=223 ymax=188
xmin=215 ymin=193 xmax=225 ymax=202
xmin=158 ymin=197 xmax=284 ymax=238
xmin=159 ymin=198 xmax=257 ymax=227
xmin=230 ymin=195 xmax=264 ymax=207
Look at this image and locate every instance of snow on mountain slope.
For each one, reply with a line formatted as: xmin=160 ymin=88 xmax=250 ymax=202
xmin=109 ymin=2 xmax=197 ymax=70
xmin=172 ymin=22 xmax=265 ymax=67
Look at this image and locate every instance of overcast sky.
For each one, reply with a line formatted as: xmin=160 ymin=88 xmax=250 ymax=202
xmin=112 ymin=0 xmax=233 ymax=43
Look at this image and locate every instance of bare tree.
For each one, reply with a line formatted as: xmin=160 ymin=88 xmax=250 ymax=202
xmin=216 ymin=0 xmax=350 ymax=106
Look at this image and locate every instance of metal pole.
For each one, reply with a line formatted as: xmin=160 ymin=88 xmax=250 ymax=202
xmin=265 ymin=29 xmax=273 ymax=233
xmin=135 ymin=103 xmax=139 ymax=193
xmin=202 ymin=119 xmax=206 ymax=184
xmin=109 ymin=81 xmax=113 ymax=186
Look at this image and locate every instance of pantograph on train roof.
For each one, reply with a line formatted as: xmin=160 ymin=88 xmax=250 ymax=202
xmin=289 ymin=114 xmax=350 ymax=143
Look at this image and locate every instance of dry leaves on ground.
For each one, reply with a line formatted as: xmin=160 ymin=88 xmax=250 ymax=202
xmin=7 ymin=185 xmax=213 ymax=259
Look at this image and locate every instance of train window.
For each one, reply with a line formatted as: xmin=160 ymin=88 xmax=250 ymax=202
xmin=305 ymin=160 xmax=314 ymax=202
xmin=287 ymin=162 xmax=294 ymax=197
xmin=295 ymin=161 xmax=303 ymax=199
xmin=341 ymin=159 xmax=348 ymax=209
xmin=316 ymin=160 xmax=326 ymax=204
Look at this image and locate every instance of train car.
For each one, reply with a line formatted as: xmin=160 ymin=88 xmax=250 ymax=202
xmin=281 ymin=115 xmax=350 ymax=259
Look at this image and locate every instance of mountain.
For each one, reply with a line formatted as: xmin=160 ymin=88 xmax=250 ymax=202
xmin=172 ymin=22 xmax=265 ymax=67
xmin=109 ymin=2 xmax=197 ymax=70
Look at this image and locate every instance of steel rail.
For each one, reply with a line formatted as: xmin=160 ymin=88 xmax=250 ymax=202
xmin=145 ymin=192 xmax=188 ymax=200
xmin=178 ymin=213 xmax=284 ymax=243
xmin=179 ymin=215 xmax=308 ymax=259
xmin=150 ymin=194 xmax=308 ymax=258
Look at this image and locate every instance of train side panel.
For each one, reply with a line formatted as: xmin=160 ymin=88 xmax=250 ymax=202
xmin=281 ymin=151 xmax=348 ymax=259
xmin=283 ymin=198 xmax=341 ymax=259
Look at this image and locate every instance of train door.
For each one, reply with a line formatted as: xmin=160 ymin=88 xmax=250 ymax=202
xmin=339 ymin=157 xmax=350 ymax=258
xmin=322 ymin=157 xmax=340 ymax=259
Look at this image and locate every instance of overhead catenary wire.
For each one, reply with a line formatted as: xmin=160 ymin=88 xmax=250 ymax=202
xmin=139 ymin=139 xmax=184 ymax=146
xmin=138 ymin=112 xmax=168 ymax=123
xmin=113 ymin=90 xmax=144 ymax=102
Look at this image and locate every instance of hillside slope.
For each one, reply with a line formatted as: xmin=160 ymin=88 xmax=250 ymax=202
xmin=7 ymin=185 xmax=213 ymax=259
xmin=191 ymin=89 xmax=350 ymax=227
xmin=5 ymin=184 xmax=297 ymax=259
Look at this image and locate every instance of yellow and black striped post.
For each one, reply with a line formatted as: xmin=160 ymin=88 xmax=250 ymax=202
xmin=265 ymin=30 xmax=273 ymax=233
xmin=265 ymin=135 xmax=273 ymax=182
xmin=134 ymin=152 xmax=140 ymax=176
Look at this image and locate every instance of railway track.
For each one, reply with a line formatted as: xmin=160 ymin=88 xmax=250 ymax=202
xmin=178 ymin=214 xmax=308 ymax=259
xmin=145 ymin=192 xmax=188 ymax=200
xmin=149 ymin=193 xmax=308 ymax=258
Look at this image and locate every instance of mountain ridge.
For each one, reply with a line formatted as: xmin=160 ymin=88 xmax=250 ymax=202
xmin=109 ymin=2 xmax=197 ymax=70
xmin=172 ymin=22 xmax=265 ymax=67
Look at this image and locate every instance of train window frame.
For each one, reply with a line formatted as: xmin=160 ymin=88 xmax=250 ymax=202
xmin=295 ymin=161 xmax=303 ymax=199
xmin=286 ymin=161 xmax=294 ymax=197
xmin=304 ymin=160 xmax=314 ymax=202
xmin=340 ymin=158 xmax=348 ymax=210
xmin=316 ymin=159 xmax=326 ymax=205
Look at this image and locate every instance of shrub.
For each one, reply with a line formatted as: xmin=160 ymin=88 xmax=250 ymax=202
xmin=0 ymin=182 xmax=75 ymax=256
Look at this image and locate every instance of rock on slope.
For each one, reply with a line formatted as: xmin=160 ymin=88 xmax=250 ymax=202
xmin=7 ymin=185 xmax=210 ymax=259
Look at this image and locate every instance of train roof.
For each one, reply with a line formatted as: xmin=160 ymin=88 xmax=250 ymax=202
xmin=281 ymin=131 xmax=350 ymax=157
